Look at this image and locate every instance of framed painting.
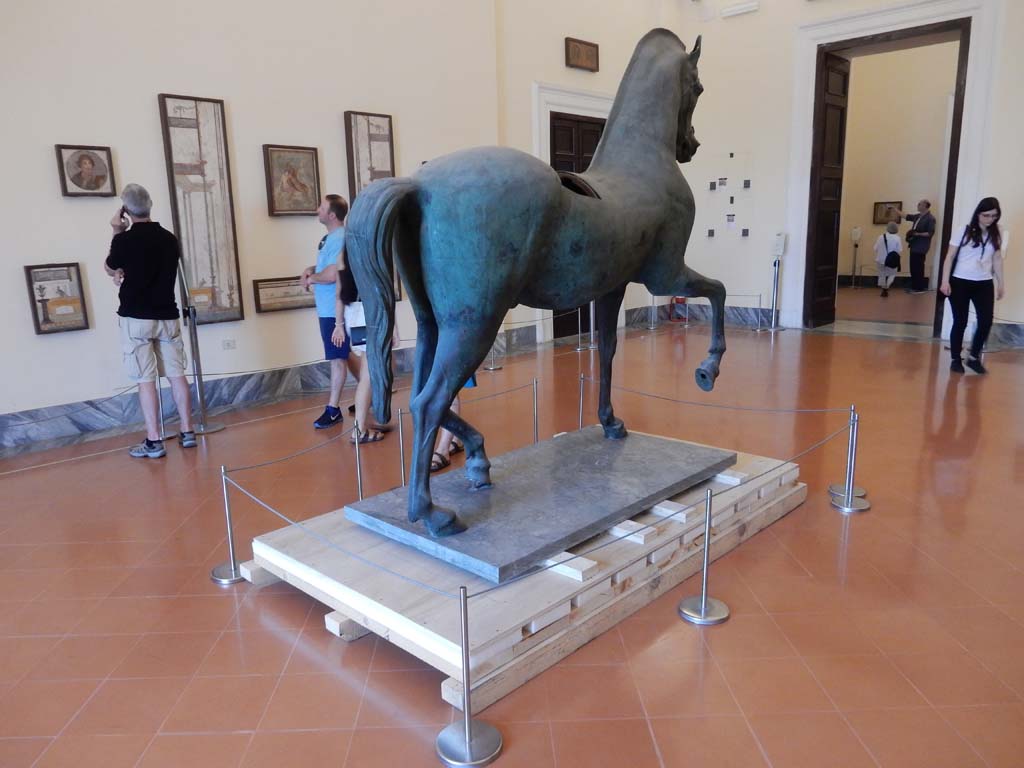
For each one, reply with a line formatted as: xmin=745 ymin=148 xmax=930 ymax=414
xmin=25 ymin=262 xmax=89 ymax=334
xmin=873 ymin=201 xmax=902 ymax=225
xmin=262 ymin=144 xmax=321 ymax=216
xmin=344 ymin=110 xmax=395 ymax=201
xmin=565 ymin=37 xmax=599 ymax=72
xmin=253 ymin=276 xmax=316 ymax=313
xmin=158 ymin=94 xmax=244 ymax=324
xmin=55 ymin=144 xmax=116 ymax=197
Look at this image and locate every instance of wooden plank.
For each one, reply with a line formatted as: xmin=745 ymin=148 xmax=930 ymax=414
xmin=650 ymin=499 xmax=695 ymax=523
xmin=543 ymin=551 xmax=600 ymax=581
xmin=608 ymin=519 xmax=657 ymax=544
xmin=441 ymin=482 xmax=807 ymax=712
xmin=324 ymin=610 xmax=371 ymax=641
xmin=239 ymin=559 xmax=281 ymax=587
xmin=715 ymin=469 xmax=748 ymax=486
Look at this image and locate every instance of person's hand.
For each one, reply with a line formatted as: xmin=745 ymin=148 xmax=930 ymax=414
xmin=940 ymin=281 xmax=951 ymax=296
xmin=111 ymin=268 xmax=125 ymax=287
xmin=996 ymin=284 xmax=1004 ymax=301
xmin=331 ymin=323 xmax=346 ymax=347
xmin=110 ymin=208 xmax=128 ymax=232
xmin=300 ymin=266 xmax=315 ymax=291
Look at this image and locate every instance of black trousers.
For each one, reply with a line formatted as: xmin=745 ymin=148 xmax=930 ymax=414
xmin=948 ymin=277 xmax=994 ymax=360
xmin=909 ymin=250 xmax=928 ymax=291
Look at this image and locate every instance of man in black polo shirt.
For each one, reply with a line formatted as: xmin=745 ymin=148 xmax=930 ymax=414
xmin=104 ymin=184 xmax=196 ymax=458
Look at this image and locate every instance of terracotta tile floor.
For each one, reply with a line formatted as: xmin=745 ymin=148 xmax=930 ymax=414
xmin=2 ymin=323 xmax=1023 ymax=767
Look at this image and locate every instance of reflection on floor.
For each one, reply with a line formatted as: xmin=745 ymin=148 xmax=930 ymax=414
xmin=2 ymin=324 xmax=1023 ymax=768
xmin=815 ymin=319 xmax=937 ymax=343
xmin=836 ymin=284 xmax=937 ymax=325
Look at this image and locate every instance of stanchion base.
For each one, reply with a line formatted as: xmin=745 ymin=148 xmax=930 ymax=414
xmin=574 ymin=345 xmax=587 ymax=352
xmin=482 ymin=365 xmax=503 ymax=372
xmin=196 ymin=422 xmax=226 ymax=435
xmin=678 ymin=596 xmax=730 ymax=626
xmin=436 ymin=720 xmax=503 ymax=768
xmin=827 ymin=483 xmax=866 ymax=498
xmin=210 ymin=562 xmax=245 ymax=586
xmin=831 ymin=495 xmax=871 ymax=514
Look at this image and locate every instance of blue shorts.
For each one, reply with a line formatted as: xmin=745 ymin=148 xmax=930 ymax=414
xmin=319 ymin=317 xmax=350 ymax=360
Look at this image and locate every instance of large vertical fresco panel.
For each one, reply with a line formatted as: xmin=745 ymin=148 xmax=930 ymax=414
xmin=159 ymin=94 xmax=243 ymax=324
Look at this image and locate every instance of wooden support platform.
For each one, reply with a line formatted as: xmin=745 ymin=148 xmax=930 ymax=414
xmin=244 ymin=439 xmax=805 ymax=711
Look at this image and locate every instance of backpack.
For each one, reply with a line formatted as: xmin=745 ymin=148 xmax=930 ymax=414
xmin=883 ymin=234 xmax=900 ymax=270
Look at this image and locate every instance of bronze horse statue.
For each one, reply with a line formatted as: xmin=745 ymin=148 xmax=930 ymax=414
xmin=347 ymin=29 xmax=725 ymax=537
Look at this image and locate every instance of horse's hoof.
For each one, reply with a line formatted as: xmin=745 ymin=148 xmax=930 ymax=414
xmin=603 ymin=419 xmax=628 ymax=439
xmin=466 ymin=459 xmax=492 ymax=490
xmin=695 ymin=363 xmax=718 ymax=392
xmin=425 ymin=509 xmax=467 ymax=538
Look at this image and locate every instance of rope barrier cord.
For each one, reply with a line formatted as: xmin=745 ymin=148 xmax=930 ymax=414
xmin=466 ymin=421 xmax=851 ymax=599
xmin=582 ymin=377 xmax=851 ymax=414
xmin=225 ymin=425 xmax=356 ymax=473
xmin=225 ymin=476 xmax=459 ymax=600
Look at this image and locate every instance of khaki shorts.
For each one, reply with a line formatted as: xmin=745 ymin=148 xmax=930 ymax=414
xmin=119 ymin=317 xmax=187 ymax=382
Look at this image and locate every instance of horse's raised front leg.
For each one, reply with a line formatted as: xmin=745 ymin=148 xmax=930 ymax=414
xmin=596 ymin=284 xmax=628 ymax=439
xmin=671 ymin=265 xmax=726 ymax=391
xmin=441 ymin=409 xmax=491 ymax=490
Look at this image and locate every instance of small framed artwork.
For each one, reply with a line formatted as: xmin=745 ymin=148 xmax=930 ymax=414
xmin=253 ymin=276 xmax=316 ymax=313
xmin=873 ymin=201 xmax=902 ymax=225
xmin=262 ymin=144 xmax=321 ymax=216
xmin=25 ymin=262 xmax=89 ymax=334
xmin=565 ymin=37 xmax=599 ymax=72
xmin=344 ymin=111 xmax=396 ymax=201
xmin=55 ymin=145 xmax=116 ymax=197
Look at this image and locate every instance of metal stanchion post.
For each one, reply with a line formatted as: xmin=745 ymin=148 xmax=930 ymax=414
xmin=177 ymin=270 xmax=224 ymax=435
xmin=768 ymin=258 xmax=783 ymax=331
xmin=436 ymin=587 xmax=503 ymax=767
xmin=532 ymin=378 xmax=539 ymax=444
xmin=211 ymin=465 xmax=245 ymax=585
xmin=483 ymin=342 xmax=503 ymax=372
xmin=398 ymin=408 xmax=407 ymax=487
xmin=588 ymin=301 xmax=597 ymax=349
xmin=647 ymin=293 xmax=658 ymax=330
xmin=353 ymin=423 xmax=364 ymax=501
xmin=851 ymin=243 xmax=859 ymax=289
xmin=155 ymin=378 xmax=166 ymax=441
xmin=574 ymin=307 xmax=586 ymax=352
xmin=830 ymin=406 xmax=871 ymax=513
xmin=578 ymin=373 xmax=584 ymax=430
xmin=754 ymin=293 xmax=765 ymax=332
xmin=678 ymin=490 xmax=730 ymax=625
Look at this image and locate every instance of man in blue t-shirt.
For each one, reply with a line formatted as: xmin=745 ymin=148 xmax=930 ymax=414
xmin=301 ymin=194 xmax=351 ymax=428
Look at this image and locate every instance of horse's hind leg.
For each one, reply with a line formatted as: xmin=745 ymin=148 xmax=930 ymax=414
xmin=596 ymin=283 xmax=628 ymax=438
xmin=441 ymin=409 xmax=491 ymax=490
xmin=669 ymin=266 xmax=726 ymax=391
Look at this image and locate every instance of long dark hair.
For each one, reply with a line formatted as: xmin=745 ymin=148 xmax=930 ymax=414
xmin=966 ymin=196 xmax=1002 ymax=250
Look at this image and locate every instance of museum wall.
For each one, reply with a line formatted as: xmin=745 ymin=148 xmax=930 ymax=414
xmin=837 ymin=42 xmax=960 ymax=280
xmin=0 ymin=0 xmax=499 ymax=414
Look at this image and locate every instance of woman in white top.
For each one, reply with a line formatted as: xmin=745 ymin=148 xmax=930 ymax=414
xmin=940 ymin=196 xmax=1005 ymax=374
xmin=873 ymin=221 xmax=902 ymax=297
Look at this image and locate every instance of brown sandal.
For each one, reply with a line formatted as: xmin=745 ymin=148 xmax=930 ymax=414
xmin=430 ymin=451 xmax=451 ymax=472
xmin=449 ymin=437 xmax=464 ymax=455
xmin=351 ymin=428 xmax=385 ymax=445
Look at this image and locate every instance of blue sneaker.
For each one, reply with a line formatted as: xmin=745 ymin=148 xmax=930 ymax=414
xmin=314 ymin=406 xmax=342 ymax=429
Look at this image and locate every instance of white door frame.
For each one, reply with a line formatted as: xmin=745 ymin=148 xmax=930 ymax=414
xmin=781 ymin=0 xmax=1002 ymax=328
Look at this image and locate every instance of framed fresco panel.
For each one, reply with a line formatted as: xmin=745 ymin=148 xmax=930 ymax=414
xmin=158 ymin=94 xmax=244 ymax=324
xmin=344 ymin=111 xmax=395 ymax=201
xmin=873 ymin=201 xmax=902 ymax=225
xmin=55 ymin=144 xmax=116 ymax=197
xmin=25 ymin=262 xmax=89 ymax=334
xmin=253 ymin=276 xmax=316 ymax=313
xmin=263 ymin=144 xmax=321 ymax=216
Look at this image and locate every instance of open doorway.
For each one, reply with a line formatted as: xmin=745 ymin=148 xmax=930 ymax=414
xmin=803 ymin=19 xmax=970 ymax=337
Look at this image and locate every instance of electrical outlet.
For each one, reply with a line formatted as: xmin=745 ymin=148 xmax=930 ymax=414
xmin=222 ymin=339 xmax=236 ymax=350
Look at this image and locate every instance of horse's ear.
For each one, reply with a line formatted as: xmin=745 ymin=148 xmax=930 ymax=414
xmin=690 ymin=36 xmax=702 ymax=65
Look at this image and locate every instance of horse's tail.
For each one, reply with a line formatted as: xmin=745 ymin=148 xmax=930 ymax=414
xmin=345 ymin=178 xmax=417 ymax=425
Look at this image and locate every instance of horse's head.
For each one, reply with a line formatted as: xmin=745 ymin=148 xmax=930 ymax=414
xmin=676 ymin=36 xmax=703 ymax=164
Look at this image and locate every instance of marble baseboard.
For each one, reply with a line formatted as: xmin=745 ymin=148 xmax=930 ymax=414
xmin=990 ymin=322 xmax=1024 ymax=349
xmin=627 ymin=302 xmax=772 ymax=329
xmin=0 ymin=345 xmax=420 ymax=455
xmin=489 ymin=324 xmax=538 ymax=358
